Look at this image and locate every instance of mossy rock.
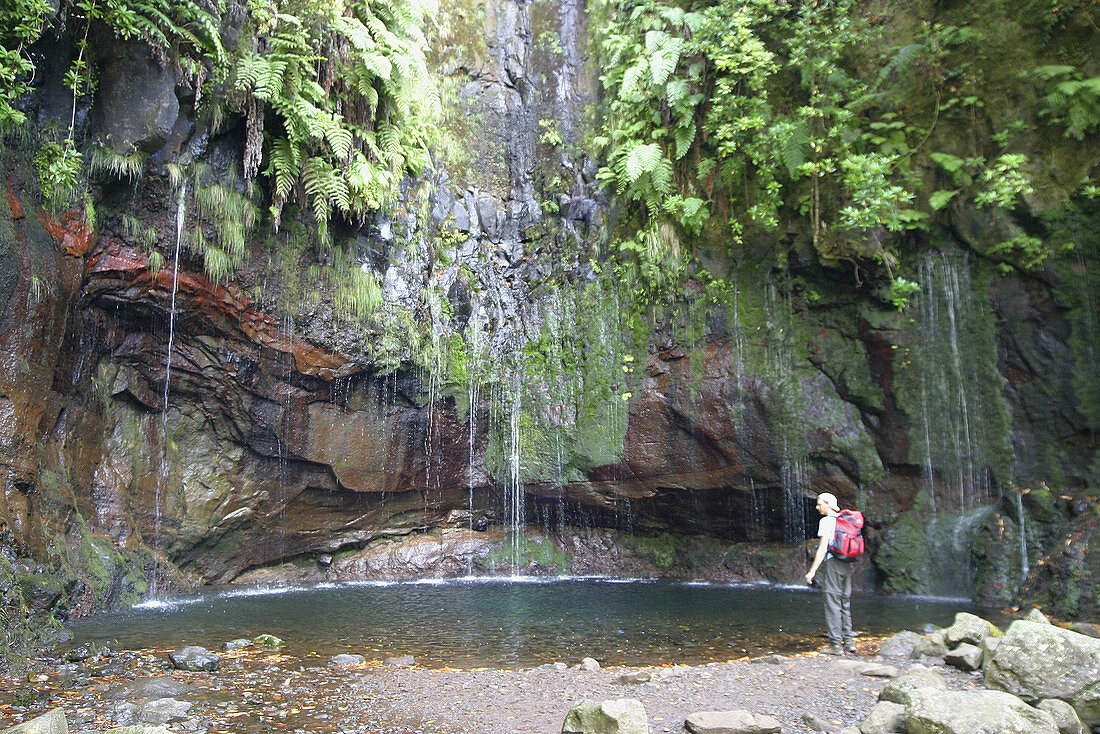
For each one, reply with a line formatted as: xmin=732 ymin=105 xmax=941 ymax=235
xmin=252 ymin=634 xmax=284 ymax=648
xmin=874 ymin=515 xmax=929 ymax=595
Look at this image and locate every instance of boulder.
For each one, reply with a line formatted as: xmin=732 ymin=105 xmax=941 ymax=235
xmin=1 ymin=709 xmax=68 ymax=734
xmin=223 ymin=639 xmax=252 ymax=651
xmin=579 ymin=657 xmax=602 ymax=671
xmin=979 ymin=635 xmax=1002 ymax=661
xmin=878 ymin=665 xmax=947 ymax=706
xmin=944 ymin=642 xmax=983 ymax=671
xmin=106 ymin=677 xmax=193 ymax=701
xmin=330 ymin=654 xmax=366 ymax=666
xmin=802 ymin=712 xmax=838 ymax=731
xmin=834 ymin=660 xmax=899 ymax=678
xmin=252 ymin=634 xmax=283 ymax=648
xmin=135 ymin=698 xmax=192 ymax=726
xmin=911 ymin=633 xmax=948 ymax=658
xmin=617 ymin=671 xmax=652 ymax=684
xmin=905 ymin=688 xmax=1058 ymax=734
xmin=984 ymin=620 xmax=1100 ymax=726
xmin=168 ymin=646 xmax=220 ymax=672
xmin=858 ymin=701 xmax=905 ymax=734
xmin=385 ymin=655 xmax=415 ymax=668
xmin=877 ymin=631 xmax=924 ymax=657
xmin=1026 ymin=608 xmax=1052 ymax=625
xmin=684 ymin=711 xmax=781 ymax=734
xmin=562 ymin=699 xmax=648 ymax=734
xmin=1037 ymin=699 xmax=1086 ymax=734
xmin=94 ymin=41 xmax=179 ymax=153
xmin=943 ymin=612 xmax=1001 ymax=648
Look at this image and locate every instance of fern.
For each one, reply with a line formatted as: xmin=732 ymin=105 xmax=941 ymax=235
xmin=228 ymin=0 xmax=439 ymax=239
xmin=88 ymin=145 xmax=146 ymax=181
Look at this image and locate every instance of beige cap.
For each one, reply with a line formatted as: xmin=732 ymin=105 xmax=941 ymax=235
xmin=817 ymin=492 xmax=840 ymax=513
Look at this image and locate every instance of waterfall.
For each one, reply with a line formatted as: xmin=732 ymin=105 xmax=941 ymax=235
xmin=763 ymin=280 xmax=810 ymax=543
xmin=163 ymin=182 xmax=186 ymax=411
xmin=507 ymin=372 xmax=525 ymax=570
xmin=910 ymin=250 xmax=1004 ymax=511
xmin=467 ymin=313 xmax=482 ymax=549
xmin=1015 ymin=489 xmax=1029 ymax=582
xmin=924 ymin=506 xmax=993 ymax=597
xmin=151 ymin=182 xmax=187 ymax=597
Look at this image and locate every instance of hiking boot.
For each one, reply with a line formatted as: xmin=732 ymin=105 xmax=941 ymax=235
xmin=844 ymin=641 xmax=858 ymax=654
xmin=822 ymin=644 xmax=844 ymax=656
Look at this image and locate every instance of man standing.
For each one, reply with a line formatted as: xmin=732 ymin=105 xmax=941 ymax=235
xmin=805 ymin=492 xmax=857 ymax=655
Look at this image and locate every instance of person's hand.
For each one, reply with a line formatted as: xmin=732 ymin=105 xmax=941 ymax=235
xmin=805 ymin=571 xmax=815 ymax=585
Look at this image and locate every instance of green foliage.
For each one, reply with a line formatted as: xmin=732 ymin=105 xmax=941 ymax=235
xmin=34 ymin=141 xmax=84 ymax=211
xmin=1034 ymin=65 xmax=1100 ymax=140
xmin=233 ymin=0 xmax=440 ymax=243
xmin=88 ymin=145 xmax=146 ymax=181
xmin=170 ymin=163 xmax=262 ymax=283
xmin=485 ymin=535 xmax=570 ymax=573
xmin=0 ymin=0 xmax=49 ymax=132
xmin=334 ymin=266 xmax=382 ymax=321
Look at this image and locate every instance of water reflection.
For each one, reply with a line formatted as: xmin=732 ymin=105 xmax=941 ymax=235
xmin=70 ymin=578 xmax=980 ymax=668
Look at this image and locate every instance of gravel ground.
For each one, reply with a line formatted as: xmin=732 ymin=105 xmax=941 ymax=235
xmin=0 ymin=637 xmax=983 ymax=734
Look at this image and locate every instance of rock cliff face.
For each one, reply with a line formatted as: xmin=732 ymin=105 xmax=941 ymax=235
xmin=0 ymin=0 xmax=1099 ymax=648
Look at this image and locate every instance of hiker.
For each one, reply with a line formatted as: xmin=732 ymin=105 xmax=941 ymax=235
xmin=805 ymin=492 xmax=861 ymax=655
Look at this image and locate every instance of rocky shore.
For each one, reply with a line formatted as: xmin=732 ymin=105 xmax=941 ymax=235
xmin=2 ymin=610 xmax=1099 ymax=734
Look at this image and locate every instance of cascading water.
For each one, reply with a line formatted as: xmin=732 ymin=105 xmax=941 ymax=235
xmin=909 ymin=250 xmax=1007 ymax=512
xmin=901 ymin=248 xmax=1012 ymax=596
xmin=1015 ymin=489 xmax=1029 ymax=582
xmin=507 ymin=372 xmax=525 ymax=570
xmin=763 ymin=281 xmax=811 ymax=543
xmin=151 ymin=182 xmax=187 ymax=597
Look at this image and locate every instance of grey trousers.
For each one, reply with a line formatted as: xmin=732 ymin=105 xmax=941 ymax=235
xmin=823 ymin=556 xmax=856 ymax=645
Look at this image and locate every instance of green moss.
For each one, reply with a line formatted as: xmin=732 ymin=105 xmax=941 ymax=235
xmin=485 ymin=535 xmax=570 ymax=573
xmin=893 ymin=248 xmax=1013 ymax=501
xmin=874 ymin=515 xmax=929 ymax=595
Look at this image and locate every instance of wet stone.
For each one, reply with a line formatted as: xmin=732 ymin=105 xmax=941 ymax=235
xmin=168 ymin=647 xmax=220 ymax=673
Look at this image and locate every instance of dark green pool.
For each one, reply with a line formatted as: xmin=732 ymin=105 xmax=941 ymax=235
xmin=68 ymin=578 xmax=980 ymax=668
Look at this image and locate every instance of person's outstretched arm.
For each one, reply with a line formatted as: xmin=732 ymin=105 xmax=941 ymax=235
xmin=805 ymin=533 xmax=830 ymax=585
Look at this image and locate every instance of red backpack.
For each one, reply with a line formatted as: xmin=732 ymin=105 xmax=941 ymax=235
xmin=829 ymin=509 xmax=865 ymax=561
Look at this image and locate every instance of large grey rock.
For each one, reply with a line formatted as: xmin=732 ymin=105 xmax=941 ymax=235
xmin=168 ymin=646 xmax=220 ymax=672
xmin=905 ymin=689 xmax=1058 ymax=734
xmin=562 ymin=699 xmax=648 ymax=734
xmin=95 ymin=41 xmax=179 ymax=154
xmin=330 ymin=654 xmax=366 ymax=666
xmin=1037 ymin=699 xmax=1086 ymax=734
xmin=106 ymin=677 xmax=193 ymax=700
xmin=136 ymin=698 xmax=192 ymax=726
xmin=980 ymin=635 xmax=1002 ymax=662
xmin=943 ymin=612 xmax=1001 ymax=648
xmin=858 ymin=701 xmax=905 ymax=734
xmin=944 ymin=642 xmax=983 ymax=671
xmin=1026 ymin=608 xmax=1053 ymax=625
xmin=834 ymin=660 xmax=899 ymax=678
xmin=878 ymin=665 xmax=947 ymax=706
xmin=877 ymin=631 xmax=924 ymax=657
xmin=617 ymin=671 xmax=652 ymax=684
xmin=802 ymin=712 xmax=838 ymax=732
xmin=984 ymin=620 xmax=1100 ymax=726
xmin=1 ymin=708 xmax=68 ymax=734
xmin=911 ymin=631 xmax=948 ymax=658
xmin=684 ymin=711 xmax=781 ymax=734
